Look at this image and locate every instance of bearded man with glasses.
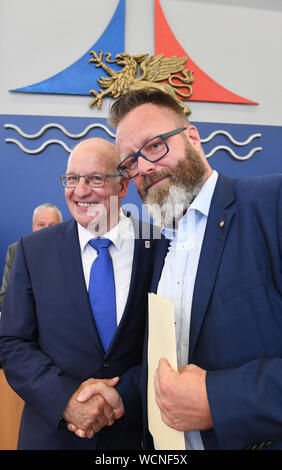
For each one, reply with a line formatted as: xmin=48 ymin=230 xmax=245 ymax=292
xmin=73 ymin=89 xmax=282 ymax=452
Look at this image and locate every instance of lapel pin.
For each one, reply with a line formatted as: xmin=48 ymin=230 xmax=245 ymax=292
xmin=145 ymin=240 xmax=151 ymax=248
xmin=219 ymin=220 xmax=225 ymax=228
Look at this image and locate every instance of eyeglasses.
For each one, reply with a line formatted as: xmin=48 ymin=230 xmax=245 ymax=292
xmin=117 ymin=127 xmax=187 ymax=179
xmin=60 ymin=173 xmax=120 ymax=188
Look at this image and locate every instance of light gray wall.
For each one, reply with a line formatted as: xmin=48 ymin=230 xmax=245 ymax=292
xmin=1 ymin=0 xmax=282 ymax=125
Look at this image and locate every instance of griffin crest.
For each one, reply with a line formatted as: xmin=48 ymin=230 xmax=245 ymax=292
xmin=88 ymin=51 xmax=194 ymax=115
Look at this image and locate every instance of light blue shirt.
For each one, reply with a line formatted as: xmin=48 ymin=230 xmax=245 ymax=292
xmin=157 ymin=170 xmax=218 ymax=450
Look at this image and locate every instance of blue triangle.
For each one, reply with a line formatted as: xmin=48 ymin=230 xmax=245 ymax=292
xmin=10 ymin=0 xmax=125 ymax=96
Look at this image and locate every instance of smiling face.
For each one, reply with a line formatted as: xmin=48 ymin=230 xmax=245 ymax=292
xmin=65 ymin=138 xmax=129 ymax=232
xmin=115 ymin=103 xmax=211 ymax=223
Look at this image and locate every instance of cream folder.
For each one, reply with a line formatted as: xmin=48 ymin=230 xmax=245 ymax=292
xmin=148 ymin=292 xmax=185 ymax=450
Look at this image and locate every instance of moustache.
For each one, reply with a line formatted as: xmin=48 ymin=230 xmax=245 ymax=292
xmin=142 ymin=169 xmax=172 ymax=194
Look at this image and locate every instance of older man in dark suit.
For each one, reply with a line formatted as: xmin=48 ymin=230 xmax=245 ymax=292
xmin=0 ymin=137 xmax=156 ymax=450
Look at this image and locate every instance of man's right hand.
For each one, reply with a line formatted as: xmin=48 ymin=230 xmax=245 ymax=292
xmin=63 ymin=377 xmax=124 ymax=439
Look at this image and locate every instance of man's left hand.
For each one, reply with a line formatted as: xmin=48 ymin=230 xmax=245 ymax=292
xmin=154 ymin=358 xmax=213 ymax=432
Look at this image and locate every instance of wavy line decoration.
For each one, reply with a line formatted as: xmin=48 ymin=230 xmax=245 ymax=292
xmin=5 ymin=138 xmax=72 ymax=154
xmin=205 ymin=146 xmax=262 ymax=161
xmin=4 ymin=122 xmax=116 ymax=154
xmin=4 ymin=123 xmax=116 ymax=139
xmin=202 ymin=130 xmax=262 ymax=160
xmin=4 ymin=122 xmax=262 ymax=160
xmin=201 ymin=130 xmax=261 ymax=146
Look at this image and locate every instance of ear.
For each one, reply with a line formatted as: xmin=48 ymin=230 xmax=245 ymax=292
xmin=119 ymin=176 xmax=130 ymax=198
xmin=184 ymin=125 xmax=201 ymax=150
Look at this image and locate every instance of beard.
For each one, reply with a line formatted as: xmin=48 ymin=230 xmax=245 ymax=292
xmin=138 ymin=141 xmax=207 ymax=226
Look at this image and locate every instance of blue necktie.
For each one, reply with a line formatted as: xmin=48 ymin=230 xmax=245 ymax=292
xmin=88 ymin=238 xmax=117 ymax=351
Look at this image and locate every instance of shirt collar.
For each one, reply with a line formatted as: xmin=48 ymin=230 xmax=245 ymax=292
xmin=161 ymin=170 xmax=218 ymax=240
xmin=189 ymin=170 xmax=218 ymax=217
xmin=77 ymin=209 xmax=132 ymax=253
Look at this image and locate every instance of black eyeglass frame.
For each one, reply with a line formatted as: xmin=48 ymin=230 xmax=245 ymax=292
xmin=60 ymin=173 xmax=121 ymax=188
xmin=117 ymin=127 xmax=187 ymax=179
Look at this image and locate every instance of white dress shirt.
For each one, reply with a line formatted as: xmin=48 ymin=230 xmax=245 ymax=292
xmin=77 ymin=210 xmax=135 ymax=325
xmin=157 ymin=170 xmax=218 ymax=450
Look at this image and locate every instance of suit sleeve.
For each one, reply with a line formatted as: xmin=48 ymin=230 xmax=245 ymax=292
xmin=0 ymin=238 xmax=80 ymax=428
xmin=206 ymin=358 xmax=282 ymax=449
xmin=0 ymin=244 xmax=16 ymax=308
xmin=206 ymin=181 xmax=282 ymax=450
xmin=116 ymin=365 xmax=142 ymax=426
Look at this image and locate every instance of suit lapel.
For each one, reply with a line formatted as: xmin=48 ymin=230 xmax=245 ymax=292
xmin=189 ymin=174 xmax=235 ymax=360
xmin=106 ymin=217 xmax=155 ymax=352
xmin=56 ymin=219 xmax=103 ymax=350
xmin=119 ymin=239 xmax=147 ymax=319
xmin=151 ymin=238 xmax=170 ymax=293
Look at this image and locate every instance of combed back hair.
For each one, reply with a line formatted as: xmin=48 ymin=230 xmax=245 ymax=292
xmin=32 ymin=203 xmax=62 ymax=222
xmin=109 ymin=88 xmax=190 ymax=128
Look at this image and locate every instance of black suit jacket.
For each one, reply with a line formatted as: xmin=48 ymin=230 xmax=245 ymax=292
xmin=0 ymin=216 xmax=156 ymax=450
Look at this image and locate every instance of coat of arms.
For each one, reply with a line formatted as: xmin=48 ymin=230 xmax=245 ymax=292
xmin=88 ymin=51 xmax=194 ymax=115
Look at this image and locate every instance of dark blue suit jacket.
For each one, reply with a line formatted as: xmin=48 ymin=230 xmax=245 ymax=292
xmin=142 ymin=173 xmax=282 ymax=450
xmin=0 ymin=217 xmax=155 ymax=450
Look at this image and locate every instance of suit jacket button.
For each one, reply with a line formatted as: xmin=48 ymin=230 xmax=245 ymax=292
xmin=103 ymin=360 xmax=110 ymax=367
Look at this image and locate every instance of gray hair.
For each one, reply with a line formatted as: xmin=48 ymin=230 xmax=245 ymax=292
xmin=32 ymin=203 xmax=62 ymax=223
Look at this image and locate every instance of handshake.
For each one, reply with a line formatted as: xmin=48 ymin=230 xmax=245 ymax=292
xmin=62 ymin=377 xmax=124 ymax=439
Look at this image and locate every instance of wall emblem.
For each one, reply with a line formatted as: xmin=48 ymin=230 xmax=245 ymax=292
xmin=88 ymin=51 xmax=193 ymax=115
xmin=9 ymin=0 xmax=257 ymax=108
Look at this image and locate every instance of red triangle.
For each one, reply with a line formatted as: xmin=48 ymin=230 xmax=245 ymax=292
xmin=154 ymin=0 xmax=258 ymax=105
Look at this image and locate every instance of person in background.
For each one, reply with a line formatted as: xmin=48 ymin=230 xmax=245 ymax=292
xmin=0 ymin=137 xmax=156 ymax=450
xmin=0 ymin=203 xmax=63 ymax=309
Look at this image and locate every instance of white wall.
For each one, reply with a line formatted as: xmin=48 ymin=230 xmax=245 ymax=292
xmin=1 ymin=0 xmax=282 ymax=125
